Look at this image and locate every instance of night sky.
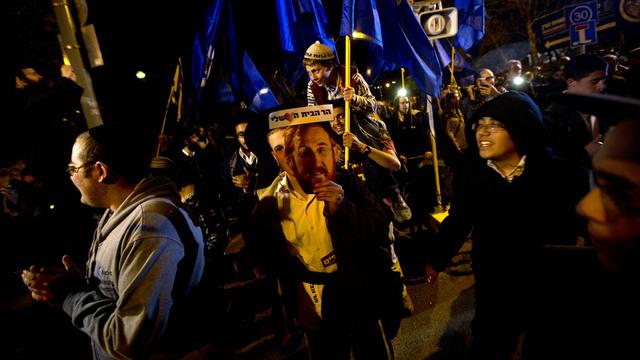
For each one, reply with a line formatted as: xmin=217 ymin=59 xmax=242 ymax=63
xmin=12 ymin=0 xmax=442 ymax=132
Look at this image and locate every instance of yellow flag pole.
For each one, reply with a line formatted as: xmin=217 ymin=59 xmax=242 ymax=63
xmin=450 ymin=45 xmax=457 ymax=87
xmin=401 ymin=67 xmax=405 ymax=89
xmin=157 ymin=59 xmax=182 ymax=157
xmin=344 ymin=35 xmax=351 ymax=169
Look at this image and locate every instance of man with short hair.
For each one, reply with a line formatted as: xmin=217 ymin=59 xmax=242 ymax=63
xmin=257 ymin=126 xmax=305 ymax=200
xmin=227 ymin=112 xmax=263 ymax=219
xmin=544 ymin=53 xmax=608 ymax=169
xmin=230 ymin=119 xmax=259 ymax=193
xmin=461 ymin=68 xmax=505 ymax=121
xmin=501 ymin=59 xmax=535 ymax=96
xmin=246 ymin=115 xmax=399 ymax=359
xmin=21 ymin=123 xmax=205 ymax=359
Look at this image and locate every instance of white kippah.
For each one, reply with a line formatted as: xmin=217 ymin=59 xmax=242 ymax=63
xmin=304 ymin=41 xmax=334 ymax=61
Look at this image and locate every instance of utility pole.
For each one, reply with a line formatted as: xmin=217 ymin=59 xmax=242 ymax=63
xmin=51 ymin=0 xmax=103 ymax=128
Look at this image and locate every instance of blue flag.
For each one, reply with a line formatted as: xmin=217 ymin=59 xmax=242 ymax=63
xmin=378 ymin=0 xmax=442 ymax=97
xmin=339 ymin=0 xmax=384 ymax=83
xmin=241 ymin=52 xmax=280 ymax=113
xmin=453 ymin=0 xmax=485 ymax=51
xmin=192 ymin=0 xmax=279 ymax=113
xmin=276 ymin=0 xmax=336 ymax=85
xmin=191 ymin=0 xmax=225 ymax=94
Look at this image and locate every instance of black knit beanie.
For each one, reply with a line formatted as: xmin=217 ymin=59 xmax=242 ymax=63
xmin=468 ymin=91 xmax=550 ymax=156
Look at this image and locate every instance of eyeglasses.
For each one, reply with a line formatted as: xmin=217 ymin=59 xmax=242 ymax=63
xmin=471 ymin=123 xmax=506 ymax=133
xmin=67 ymin=162 xmax=95 ymax=176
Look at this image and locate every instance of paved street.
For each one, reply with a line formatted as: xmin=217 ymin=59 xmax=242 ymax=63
xmin=393 ymin=241 xmax=475 ymax=360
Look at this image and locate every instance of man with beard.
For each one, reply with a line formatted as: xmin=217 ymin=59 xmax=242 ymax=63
xmin=245 ymin=114 xmax=399 ymax=359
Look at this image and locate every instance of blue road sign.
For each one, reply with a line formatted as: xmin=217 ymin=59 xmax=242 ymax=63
xmin=533 ymin=8 xmax=569 ymax=50
xmin=565 ymin=1 xmax=598 ymax=48
xmin=534 ymin=0 xmax=618 ymax=50
xmin=565 ymin=1 xmax=597 ymax=25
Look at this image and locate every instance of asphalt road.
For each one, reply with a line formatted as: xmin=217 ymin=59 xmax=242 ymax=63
xmin=392 ymin=240 xmax=475 ymax=360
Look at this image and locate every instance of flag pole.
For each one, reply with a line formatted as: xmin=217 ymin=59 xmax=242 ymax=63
xmin=156 ymin=59 xmax=182 ymax=157
xmin=401 ymin=67 xmax=405 ymax=89
xmin=428 ymin=95 xmax=443 ymax=212
xmin=344 ymin=35 xmax=351 ymax=169
xmin=449 ymin=46 xmax=457 ymax=88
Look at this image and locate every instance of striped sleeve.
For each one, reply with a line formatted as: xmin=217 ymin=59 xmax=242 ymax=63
xmin=307 ymin=81 xmax=317 ymax=106
xmin=350 ymin=72 xmax=377 ymax=114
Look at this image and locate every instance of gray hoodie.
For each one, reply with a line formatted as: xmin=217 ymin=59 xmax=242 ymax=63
xmin=63 ymin=176 xmax=204 ymax=359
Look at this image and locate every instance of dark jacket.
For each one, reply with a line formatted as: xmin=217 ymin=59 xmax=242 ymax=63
xmin=543 ymin=100 xmax=599 ymax=169
xmin=245 ymin=170 xmax=400 ymax=321
xmin=430 ymin=152 xmax=589 ymax=278
xmin=524 ymin=246 xmax=640 ymax=359
xmin=429 ymin=92 xmax=590 ymax=357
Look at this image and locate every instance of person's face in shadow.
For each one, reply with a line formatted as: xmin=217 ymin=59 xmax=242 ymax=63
xmin=397 ymin=96 xmax=410 ymax=115
xmin=577 ymin=119 xmax=640 ymax=272
xmin=268 ymin=129 xmax=292 ymax=174
xmin=330 ymin=107 xmax=345 ymax=135
xmin=235 ymin=122 xmax=250 ymax=152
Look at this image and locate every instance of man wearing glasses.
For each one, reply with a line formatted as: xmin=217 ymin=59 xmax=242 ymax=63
xmin=424 ymin=91 xmax=589 ymax=359
xmin=461 ymin=68 xmax=506 ymax=121
xmin=21 ymin=123 xmax=206 ymax=359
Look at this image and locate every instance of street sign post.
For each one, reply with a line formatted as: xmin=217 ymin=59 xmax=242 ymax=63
xmin=533 ymin=0 xmax=617 ymax=51
xmin=565 ymin=1 xmax=598 ymax=48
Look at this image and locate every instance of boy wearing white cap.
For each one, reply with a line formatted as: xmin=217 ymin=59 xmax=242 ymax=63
xmin=303 ymin=41 xmax=377 ymax=117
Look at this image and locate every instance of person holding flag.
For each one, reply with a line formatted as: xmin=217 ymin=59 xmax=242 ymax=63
xmin=303 ymin=40 xmax=411 ymax=223
xmin=245 ymin=107 xmax=399 ymax=359
xmin=304 ymin=41 xmax=377 ymax=117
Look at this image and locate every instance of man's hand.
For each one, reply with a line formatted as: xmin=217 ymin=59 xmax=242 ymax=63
xmin=60 ymin=64 xmax=77 ymax=82
xmin=479 ymin=84 xmax=500 ymax=98
xmin=314 ymin=180 xmax=344 ymax=215
xmin=22 ymin=255 xmax=82 ymax=304
xmin=232 ymin=173 xmax=253 ymax=193
xmin=342 ymin=86 xmax=355 ymax=103
xmin=342 ymin=132 xmax=366 ymax=153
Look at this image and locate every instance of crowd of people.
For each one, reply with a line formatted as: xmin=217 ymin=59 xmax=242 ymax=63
xmin=3 ymin=33 xmax=640 ymax=360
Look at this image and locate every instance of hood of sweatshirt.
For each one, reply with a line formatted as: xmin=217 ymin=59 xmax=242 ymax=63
xmin=97 ymin=176 xmax=180 ymax=239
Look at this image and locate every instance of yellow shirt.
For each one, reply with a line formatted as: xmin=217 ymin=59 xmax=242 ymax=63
xmin=275 ymin=174 xmax=337 ymax=318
